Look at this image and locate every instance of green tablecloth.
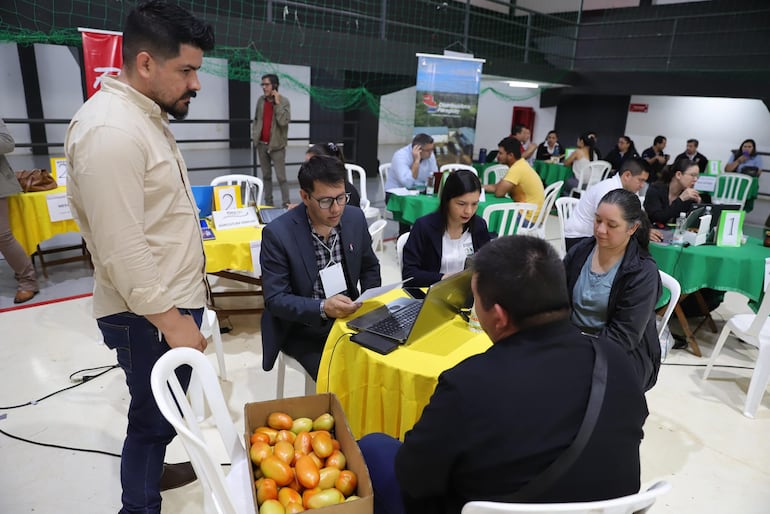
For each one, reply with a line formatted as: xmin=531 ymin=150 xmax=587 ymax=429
xmin=387 ymin=194 xmax=513 ymax=233
xmin=649 ymin=237 xmax=770 ymax=303
xmin=473 ymin=161 xmax=572 ymax=187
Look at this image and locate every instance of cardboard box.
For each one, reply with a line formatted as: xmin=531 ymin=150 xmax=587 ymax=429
xmin=244 ymin=393 xmax=374 ymax=513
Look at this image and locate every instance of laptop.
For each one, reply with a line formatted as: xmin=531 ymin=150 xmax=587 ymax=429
xmin=684 ymin=203 xmax=741 ymax=232
xmin=347 ymin=268 xmax=473 ymax=345
xmin=257 ymin=207 xmax=289 ymax=224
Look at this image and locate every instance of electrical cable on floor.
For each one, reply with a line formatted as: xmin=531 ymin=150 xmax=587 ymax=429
xmin=0 ymin=427 xmax=121 ymax=458
xmin=662 ymin=362 xmax=754 ymax=369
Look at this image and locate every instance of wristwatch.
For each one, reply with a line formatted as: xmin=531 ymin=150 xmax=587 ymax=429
xmin=320 ymin=300 xmax=328 ymax=321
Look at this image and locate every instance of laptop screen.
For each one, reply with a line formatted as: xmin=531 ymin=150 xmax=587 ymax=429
xmin=406 ymin=268 xmax=473 ymax=344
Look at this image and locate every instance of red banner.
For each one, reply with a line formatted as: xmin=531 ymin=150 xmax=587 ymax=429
xmin=80 ymin=29 xmax=123 ymax=98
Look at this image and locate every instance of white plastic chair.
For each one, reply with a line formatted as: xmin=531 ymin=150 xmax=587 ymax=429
xmin=440 ymin=163 xmax=478 ymax=175
xmin=712 ymin=173 xmax=753 ymax=210
xmin=482 ymin=203 xmax=538 ymax=237
xmin=657 ymin=271 xmax=681 ymax=362
xmin=189 ymin=308 xmax=228 ymax=421
xmin=483 ymin=164 xmax=508 ymax=186
xmin=210 ymin=174 xmax=264 ymax=208
xmin=461 ymin=480 xmax=671 ymax=514
xmin=555 ymin=197 xmax=580 ymax=257
xmin=703 ymin=280 xmax=770 ymax=418
xmin=396 ymin=232 xmax=410 ymax=271
xmin=150 ymin=347 xmax=255 ymax=514
xmin=345 ymin=163 xmax=382 ymax=222
xmin=378 ymin=163 xmax=391 ymax=200
xmin=519 ymin=180 xmax=564 ymax=239
xmin=368 ymin=218 xmax=387 ymax=253
xmin=276 ymin=352 xmax=316 ymax=399
xmin=570 ymin=160 xmax=610 ymax=198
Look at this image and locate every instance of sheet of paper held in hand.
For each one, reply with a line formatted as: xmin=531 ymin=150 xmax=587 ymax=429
xmin=357 ymin=278 xmax=413 ymax=303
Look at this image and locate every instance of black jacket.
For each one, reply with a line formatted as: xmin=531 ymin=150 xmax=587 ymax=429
xmin=402 ymin=211 xmax=491 ymax=287
xmin=395 ymin=319 xmax=648 ymax=514
xmin=604 ymin=147 xmax=639 ymax=172
xmin=564 ymin=237 xmax=662 ymax=391
xmin=643 ymin=182 xmax=698 ymax=225
xmin=673 ymin=151 xmax=709 ymax=174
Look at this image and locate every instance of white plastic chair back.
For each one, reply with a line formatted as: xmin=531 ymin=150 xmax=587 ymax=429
xmin=483 ymin=164 xmax=508 ymax=186
xmin=713 ymin=173 xmax=752 ymax=210
xmin=210 ymin=174 xmax=264 ymax=208
xmin=461 ymin=480 xmax=671 ymax=514
xmin=396 ymin=232 xmax=410 ymax=271
xmin=555 ymin=197 xmax=580 ymax=256
xmin=368 ymin=219 xmax=387 ymax=252
xmin=570 ymin=158 xmax=591 ymax=198
xmin=439 ymin=163 xmax=478 ymax=175
xmin=482 ymin=203 xmax=538 ymax=237
xmin=276 ymin=352 xmax=316 ymax=399
xmin=657 ymin=271 xmax=681 ymax=362
xmin=189 ymin=307 xmax=228 ymax=421
xmin=519 ymin=180 xmax=564 ymax=239
xmin=378 ymin=163 xmax=391 ymax=199
xmin=587 ymin=161 xmax=612 ymax=189
xmin=704 ymin=280 xmax=770 ymax=417
xmin=345 ymin=163 xmax=381 ymax=221
xmin=150 ymin=347 xmax=255 ymax=514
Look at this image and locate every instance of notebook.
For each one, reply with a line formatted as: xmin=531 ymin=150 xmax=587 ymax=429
xmin=347 ymin=268 xmax=473 ymax=345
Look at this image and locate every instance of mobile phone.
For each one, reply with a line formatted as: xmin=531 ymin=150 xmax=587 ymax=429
xmin=404 ymin=287 xmax=427 ymax=300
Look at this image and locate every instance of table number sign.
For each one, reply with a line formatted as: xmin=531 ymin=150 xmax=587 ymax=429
xmin=50 ymin=157 xmax=68 ymax=186
xmin=211 ymin=206 xmax=260 ymax=230
xmin=716 ymin=210 xmax=744 ymax=247
xmin=694 ymin=175 xmax=717 ymax=193
xmin=45 ymin=192 xmax=74 ymax=222
xmin=213 ymin=185 xmax=241 ymax=211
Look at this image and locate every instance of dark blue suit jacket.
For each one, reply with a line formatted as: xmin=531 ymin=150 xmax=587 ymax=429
xmin=259 ymin=204 xmax=381 ymax=371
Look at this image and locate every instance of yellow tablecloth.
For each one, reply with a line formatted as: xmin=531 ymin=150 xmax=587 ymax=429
xmin=316 ymin=289 xmax=492 ymax=440
xmin=7 ymin=186 xmax=81 ymax=255
xmin=203 ymin=225 xmax=263 ymax=273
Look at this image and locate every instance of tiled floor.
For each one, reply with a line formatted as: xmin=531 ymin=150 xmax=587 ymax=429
xmin=1 ymin=193 xmax=769 ymax=512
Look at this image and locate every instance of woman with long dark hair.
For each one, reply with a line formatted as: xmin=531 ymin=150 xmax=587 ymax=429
xmin=402 ymin=169 xmax=491 ymax=286
xmin=724 ymin=138 xmax=763 ymax=174
xmin=604 ymin=135 xmax=640 ymax=172
xmin=564 ymin=189 xmax=662 ymax=391
xmin=643 ymin=157 xmax=702 ymax=225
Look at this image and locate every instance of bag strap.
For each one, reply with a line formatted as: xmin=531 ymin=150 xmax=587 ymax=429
xmin=503 ymin=335 xmax=608 ymax=502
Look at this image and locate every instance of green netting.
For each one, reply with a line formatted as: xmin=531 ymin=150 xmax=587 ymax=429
xmin=0 ymin=0 xmax=579 ymax=126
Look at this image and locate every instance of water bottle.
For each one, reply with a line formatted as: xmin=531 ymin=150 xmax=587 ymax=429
xmin=554 ymin=143 xmax=560 ymax=156
xmin=673 ymin=212 xmax=687 ymax=245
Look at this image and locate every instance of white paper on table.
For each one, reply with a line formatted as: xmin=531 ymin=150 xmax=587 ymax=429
xmin=212 ymin=207 xmax=260 ymax=230
xmin=250 ymin=240 xmax=261 ymax=276
xmin=385 ymin=187 xmax=419 ymax=196
xmin=357 ymin=278 xmax=413 ymax=303
xmin=46 ymin=193 xmax=74 ymax=222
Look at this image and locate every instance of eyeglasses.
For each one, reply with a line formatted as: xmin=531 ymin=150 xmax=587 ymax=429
xmin=310 ymin=192 xmax=350 ymax=209
xmin=260 ymin=82 xmax=272 ymax=87
xmin=684 ymin=172 xmax=700 ymax=178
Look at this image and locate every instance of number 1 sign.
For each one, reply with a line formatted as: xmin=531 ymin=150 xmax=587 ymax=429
xmin=716 ymin=210 xmax=745 ymax=247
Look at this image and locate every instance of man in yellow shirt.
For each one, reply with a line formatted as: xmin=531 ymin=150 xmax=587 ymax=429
xmin=484 ymin=136 xmax=545 ymax=223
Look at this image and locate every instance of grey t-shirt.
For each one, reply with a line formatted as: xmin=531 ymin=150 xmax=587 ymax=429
xmin=571 ymin=247 xmax=621 ymax=333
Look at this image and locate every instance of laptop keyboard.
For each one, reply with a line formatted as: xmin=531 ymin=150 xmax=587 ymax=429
xmin=368 ymin=301 xmax=422 ymax=338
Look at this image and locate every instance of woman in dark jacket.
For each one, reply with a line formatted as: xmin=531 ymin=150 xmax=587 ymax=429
xmin=604 ymin=135 xmax=640 ymax=173
xmin=564 ymin=189 xmax=661 ymax=391
xmin=402 ymin=169 xmax=491 ymax=287
xmin=643 ymin=157 xmax=702 ymax=226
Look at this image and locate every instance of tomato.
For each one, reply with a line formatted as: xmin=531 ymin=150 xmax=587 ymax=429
xmin=255 ymin=426 xmax=279 ymax=444
xmin=335 ymin=470 xmax=357 ymax=497
xmin=308 ymin=452 xmax=323 ymax=469
xmin=268 ymin=411 xmax=294 ymax=431
xmin=275 ymin=429 xmax=296 ymax=444
xmin=317 ymin=466 xmax=341 ymax=490
xmin=260 ymin=455 xmax=294 ymax=486
xmin=325 ymin=449 xmax=346 ymax=470
xmin=291 ymin=417 xmax=313 ymax=434
xmin=257 ymin=478 xmax=278 ymax=506
xmin=312 ymin=413 xmax=335 ymax=431
xmin=249 ymin=441 xmax=273 ymax=465
xmin=345 ymin=495 xmax=361 ymax=502
xmin=331 ymin=438 xmax=341 ymax=451
xmin=293 ymin=431 xmax=312 ymax=455
xmin=285 ymin=501 xmax=305 ymax=513
xmin=259 ymin=499 xmax=285 ymax=514
xmin=294 ymin=455 xmax=320 ymax=489
xmin=306 ymin=488 xmax=344 ymax=509
xmin=251 ymin=431 xmax=271 ymax=445
xmin=273 ymin=441 xmax=295 ymax=465
xmin=287 ymin=469 xmax=302 ymax=492
xmin=311 ymin=432 xmax=334 ymax=458
xmin=302 ymin=487 xmax=321 ymax=509
xmin=278 ymin=487 xmax=302 ymax=507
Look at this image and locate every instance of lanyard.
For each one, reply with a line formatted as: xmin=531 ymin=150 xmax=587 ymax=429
xmin=313 ymin=231 xmax=339 ymax=268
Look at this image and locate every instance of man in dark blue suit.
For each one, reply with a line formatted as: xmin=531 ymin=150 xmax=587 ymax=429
xmin=260 ymin=155 xmax=381 ymax=379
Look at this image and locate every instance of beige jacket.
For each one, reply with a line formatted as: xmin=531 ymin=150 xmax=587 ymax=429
xmin=0 ymin=118 xmax=22 ymax=198
xmin=65 ymin=77 xmax=206 ymax=318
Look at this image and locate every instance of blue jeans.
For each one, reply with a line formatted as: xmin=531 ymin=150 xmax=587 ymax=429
xmin=358 ymin=433 xmax=405 ymax=514
xmin=97 ymin=308 xmax=203 ymax=514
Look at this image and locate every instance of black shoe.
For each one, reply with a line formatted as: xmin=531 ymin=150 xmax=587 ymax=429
xmin=159 ymin=462 xmax=197 ymax=491
xmin=671 ymin=334 xmax=688 ymax=350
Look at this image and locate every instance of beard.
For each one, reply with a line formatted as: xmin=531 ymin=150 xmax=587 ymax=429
xmin=160 ymin=90 xmax=197 ymax=120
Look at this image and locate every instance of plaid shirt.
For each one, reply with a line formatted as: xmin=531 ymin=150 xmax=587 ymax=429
xmin=309 ymin=219 xmax=344 ymax=299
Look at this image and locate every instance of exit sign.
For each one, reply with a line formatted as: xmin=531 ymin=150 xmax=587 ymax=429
xmin=629 ymin=103 xmax=648 ymax=113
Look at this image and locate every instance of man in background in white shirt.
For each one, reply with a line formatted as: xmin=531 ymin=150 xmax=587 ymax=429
xmin=564 ymin=158 xmax=649 ymax=251
xmin=385 ymin=133 xmax=439 ymax=191
xmin=65 ymin=2 xmax=214 ymax=512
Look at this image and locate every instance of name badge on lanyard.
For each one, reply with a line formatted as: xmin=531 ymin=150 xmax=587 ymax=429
xmin=320 ymin=262 xmax=346 ymax=297
xmin=463 ymin=241 xmax=475 ymax=256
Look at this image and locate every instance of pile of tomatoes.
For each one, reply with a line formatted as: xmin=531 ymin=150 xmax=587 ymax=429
xmin=250 ymin=411 xmax=359 ymax=513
